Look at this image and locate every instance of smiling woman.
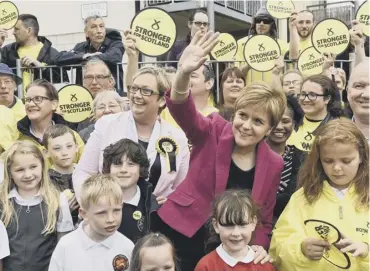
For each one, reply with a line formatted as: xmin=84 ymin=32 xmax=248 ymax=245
xmin=73 ymin=66 xmax=190 ymax=203
xmin=151 ymin=31 xmax=287 ymax=270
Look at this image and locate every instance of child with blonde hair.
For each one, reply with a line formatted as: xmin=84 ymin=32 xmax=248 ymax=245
xmin=0 ymin=141 xmax=73 ymax=271
xmin=49 ymin=174 xmax=134 ymax=271
xmin=270 ymin=119 xmax=369 ymax=270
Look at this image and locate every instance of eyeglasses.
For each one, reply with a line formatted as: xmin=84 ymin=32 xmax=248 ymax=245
xmin=0 ymin=79 xmax=14 ymax=86
xmin=192 ymin=21 xmax=209 ymax=27
xmin=283 ymin=80 xmax=302 ymax=87
xmin=255 ymin=17 xmax=273 ymax=24
xmin=24 ymin=96 xmax=51 ymax=104
xmin=96 ymin=104 xmax=121 ymax=111
xmin=297 ymin=92 xmax=328 ymax=101
xmin=83 ymin=75 xmax=111 ymax=85
xmin=128 ymin=85 xmax=161 ymax=97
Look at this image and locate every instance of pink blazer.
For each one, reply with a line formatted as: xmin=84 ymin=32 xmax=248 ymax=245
xmin=158 ymin=92 xmax=284 ymax=249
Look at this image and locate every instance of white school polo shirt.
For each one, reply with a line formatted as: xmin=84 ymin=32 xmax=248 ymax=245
xmin=0 ymin=219 xmax=9 ymax=259
xmin=49 ymin=221 xmax=134 ymax=271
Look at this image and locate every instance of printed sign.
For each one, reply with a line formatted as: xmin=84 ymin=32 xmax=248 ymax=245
xmin=58 ymin=85 xmax=93 ymax=123
xmin=356 ymin=1 xmax=369 ymax=36
xmin=210 ymin=33 xmax=237 ymax=61
xmin=130 ymin=7 xmax=176 ymax=57
xmin=305 ymin=219 xmax=351 ymax=269
xmin=311 ymin=19 xmax=350 ymax=55
xmin=266 ymin=0 xmax=295 ymax=19
xmin=243 ymin=34 xmax=281 ymax=72
xmin=298 ymin=47 xmax=325 ymax=76
xmin=0 ymin=1 xmax=18 ymax=30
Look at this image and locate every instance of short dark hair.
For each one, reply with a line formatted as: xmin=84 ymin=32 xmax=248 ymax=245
xmin=43 ymin=124 xmax=77 ymax=149
xmin=25 ymin=79 xmax=59 ymax=101
xmin=286 ymin=94 xmax=304 ymax=125
xmin=298 ymin=10 xmax=315 ymax=23
xmin=302 ymin=74 xmax=342 ymax=117
xmin=18 ymin=14 xmax=39 ymax=36
xmin=202 ymin=63 xmax=215 ymax=82
xmin=188 ymin=9 xmax=208 ymax=22
xmin=102 ymin=139 xmax=150 ymax=178
xmin=219 ymin=67 xmax=245 ymax=105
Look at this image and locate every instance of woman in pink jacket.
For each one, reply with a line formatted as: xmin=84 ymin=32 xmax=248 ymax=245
xmin=151 ymin=31 xmax=287 ymax=270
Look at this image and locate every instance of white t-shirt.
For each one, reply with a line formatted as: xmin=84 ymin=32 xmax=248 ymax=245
xmin=48 ymin=221 xmax=134 ymax=271
xmin=0 ymin=220 xmax=9 ymax=259
xmin=8 ymin=188 xmax=74 ymax=232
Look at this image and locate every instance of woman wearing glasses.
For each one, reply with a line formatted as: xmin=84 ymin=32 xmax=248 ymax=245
xmin=287 ymin=74 xmax=342 ymax=152
xmin=73 ymin=66 xmax=190 ymax=202
xmin=167 ymin=9 xmax=209 ymax=68
xmin=78 ymin=91 xmax=128 ymax=143
xmin=17 ymin=79 xmax=85 ymax=165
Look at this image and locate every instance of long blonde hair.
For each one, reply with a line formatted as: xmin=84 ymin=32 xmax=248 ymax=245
xmin=0 ymin=141 xmax=60 ymax=234
xmin=297 ymin=119 xmax=369 ymax=210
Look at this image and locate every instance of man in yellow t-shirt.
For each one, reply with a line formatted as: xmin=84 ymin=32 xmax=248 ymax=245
xmin=290 ymin=10 xmax=315 ymax=57
xmin=0 ymin=63 xmax=26 ymax=121
xmin=235 ymin=7 xmax=289 ymax=85
xmin=1 ymin=14 xmax=67 ymax=94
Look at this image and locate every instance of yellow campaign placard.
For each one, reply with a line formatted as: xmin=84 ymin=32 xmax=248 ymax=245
xmin=131 ymin=7 xmax=176 ymax=57
xmin=0 ymin=1 xmax=19 ymax=30
xmin=266 ymin=0 xmax=295 ymax=19
xmin=298 ymin=46 xmax=325 ymax=76
xmin=243 ymin=34 xmax=281 ymax=72
xmin=210 ymin=33 xmax=237 ymax=61
xmin=58 ymin=85 xmax=93 ymax=123
xmin=356 ymin=1 xmax=369 ymax=36
xmin=311 ymin=19 xmax=350 ymax=55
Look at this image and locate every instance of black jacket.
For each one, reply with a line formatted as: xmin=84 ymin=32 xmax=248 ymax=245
xmin=17 ymin=113 xmax=76 ymax=145
xmin=138 ymin=177 xmax=160 ymax=235
xmin=55 ymin=29 xmax=124 ymax=92
xmin=166 ymin=35 xmax=190 ymax=69
xmin=273 ymin=145 xmax=306 ymax=219
xmin=0 ymin=36 xmax=69 ymax=84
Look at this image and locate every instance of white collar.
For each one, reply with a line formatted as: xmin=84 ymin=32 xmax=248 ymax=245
xmin=330 ymin=186 xmax=348 ymax=200
xmin=122 ymin=185 xmax=140 ymax=207
xmin=216 ymin=244 xmax=255 ymax=267
xmin=8 ymin=187 xmax=43 ymax=206
xmin=80 ymin=221 xmax=117 ymax=250
xmin=29 ymin=120 xmax=55 ymax=141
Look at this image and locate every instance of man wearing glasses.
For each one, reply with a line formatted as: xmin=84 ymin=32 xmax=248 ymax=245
xmin=234 ymin=7 xmax=289 ymax=85
xmin=167 ymin=9 xmax=209 ymax=68
xmin=0 ymin=64 xmax=25 ymax=121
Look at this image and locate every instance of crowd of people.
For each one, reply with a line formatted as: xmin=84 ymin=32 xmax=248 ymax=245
xmin=0 ymin=4 xmax=369 ymax=271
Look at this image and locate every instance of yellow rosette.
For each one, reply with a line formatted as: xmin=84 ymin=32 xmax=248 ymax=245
xmin=156 ymin=136 xmax=178 ymax=173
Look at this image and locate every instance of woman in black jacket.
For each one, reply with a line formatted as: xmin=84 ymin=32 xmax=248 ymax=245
xmin=267 ymin=94 xmax=306 ymax=220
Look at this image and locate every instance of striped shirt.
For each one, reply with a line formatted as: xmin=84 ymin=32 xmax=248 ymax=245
xmin=277 ymin=146 xmax=294 ymax=194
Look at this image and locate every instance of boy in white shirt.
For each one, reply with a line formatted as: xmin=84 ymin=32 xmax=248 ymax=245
xmin=0 ymin=220 xmax=9 ymax=271
xmin=48 ymin=174 xmax=134 ymax=271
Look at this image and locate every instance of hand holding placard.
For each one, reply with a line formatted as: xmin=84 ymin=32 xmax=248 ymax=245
xmin=123 ymin=30 xmax=139 ymax=58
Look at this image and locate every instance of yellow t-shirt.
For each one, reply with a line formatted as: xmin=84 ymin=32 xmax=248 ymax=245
xmin=287 ymin=116 xmax=322 ymax=152
xmin=0 ymin=105 xmax=18 ymax=153
xmin=235 ymin=36 xmax=289 ymax=85
xmin=17 ymin=42 xmax=44 ymax=94
xmin=161 ymin=106 xmax=218 ymax=129
xmin=297 ymin=37 xmax=312 ymax=55
xmin=10 ymin=97 xmax=26 ymax=121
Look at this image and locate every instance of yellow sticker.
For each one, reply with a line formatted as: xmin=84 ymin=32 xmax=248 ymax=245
xmin=133 ymin=211 xmax=142 ymax=220
xmin=0 ymin=1 xmax=19 ymax=30
xmin=243 ymin=34 xmax=281 ymax=72
xmin=210 ymin=33 xmax=237 ymax=61
xmin=356 ymin=1 xmax=369 ymax=36
xmin=298 ymin=46 xmax=325 ymax=76
xmin=311 ymin=19 xmax=350 ymax=55
xmin=266 ymin=0 xmax=295 ymax=19
xmin=58 ymin=85 xmax=93 ymax=123
xmin=130 ymin=7 xmax=176 ymax=57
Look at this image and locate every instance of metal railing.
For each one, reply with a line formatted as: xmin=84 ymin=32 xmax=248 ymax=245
xmin=146 ymin=0 xmax=261 ymax=16
xmin=307 ymin=1 xmax=355 ymax=26
xmin=14 ymin=58 xmax=353 ymax=103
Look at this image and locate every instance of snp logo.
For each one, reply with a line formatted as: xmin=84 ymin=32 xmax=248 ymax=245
xmin=356 ymin=222 xmax=369 ymax=235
